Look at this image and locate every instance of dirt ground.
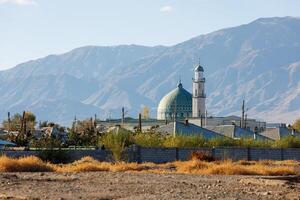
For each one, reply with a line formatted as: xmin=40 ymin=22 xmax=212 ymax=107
xmin=0 ymin=172 xmax=299 ymax=200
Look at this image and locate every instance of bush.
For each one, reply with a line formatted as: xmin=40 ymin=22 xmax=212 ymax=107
xmin=189 ymin=151 xmax=215 ymax=162
xmin=31 ymin=137 xmax=70 ymax=163
xmin=37 ymin=149 xmax=70 ymax=164
xmin=133 ymin=133 xmax=163 ymax=147
xmin=101 ymin=129 xmax=133 ymax=161
xmin=163 ymin=135 xmax=206 ymax=148
xmin=207 ymin=137 xmax=237 ymax=147
xmin=274 ymin=136 xmax=300 ymax=148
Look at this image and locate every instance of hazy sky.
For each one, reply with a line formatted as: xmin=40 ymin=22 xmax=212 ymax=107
xmin=1 ymin=0 xmax=300 ymax=70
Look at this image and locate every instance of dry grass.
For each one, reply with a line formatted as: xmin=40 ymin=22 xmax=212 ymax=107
xmin=0 ymin=155 xmax=299 ymax=176
xmin=0 ymin=156 xmax=53 ymax=172
xmin=173 ymin=160 xmax=299 ymax=175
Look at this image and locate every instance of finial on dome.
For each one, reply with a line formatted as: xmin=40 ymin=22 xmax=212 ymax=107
xmin=177 ymin=80 xmax=183 ymax=88
xmin=194 ymin=57 xmax=204 ymax=72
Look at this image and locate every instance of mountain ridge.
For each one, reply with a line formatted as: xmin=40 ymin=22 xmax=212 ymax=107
xmin=1 ymin=16 xmax=300 ymax=125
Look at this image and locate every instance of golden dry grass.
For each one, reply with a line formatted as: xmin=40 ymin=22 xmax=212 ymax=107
xmin=0 ymin=155 xmax=299 ymax=176
xmin=0 ymin=156 xmax=53 ymax=172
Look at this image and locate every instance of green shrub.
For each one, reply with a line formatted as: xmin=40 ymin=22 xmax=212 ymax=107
xmin=235 ymin=138 xmax=273 ymax=148
xmin=133 ymin=133 xmax=164 ymax=147
xmin=37 ymin=149 xmax=70 ymax=164
xmin=163 ymin=135 xmax=206 ymax=148
xmin=101 ymin=129 xmax=133 ymax=161
xmin=206 ymin=137 xmax=236 ymax=147
xmin=274 ymin=136 xmax=300 ymax=148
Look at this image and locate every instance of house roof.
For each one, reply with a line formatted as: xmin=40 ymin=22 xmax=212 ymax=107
xmin=260 ymin=127 xmax=300 ymax=140
xmin=156 ymin=121 xmax=225 ymax=139
xmin=206 ymin=125 xmax=255 ymax=139
xmin=0 ymin=140 xmax=16 ymax=146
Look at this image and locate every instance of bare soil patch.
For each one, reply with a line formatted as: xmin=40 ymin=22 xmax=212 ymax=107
xmin=0 ymin=172 xmax=299 ymax=200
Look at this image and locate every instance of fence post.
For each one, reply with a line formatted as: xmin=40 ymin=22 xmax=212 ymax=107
xmin=131 ymin=144 xmax=141 ymax=163
xmin=175 ymin=147 xmax=179 ymax=161
xmin=212 ymin=147 xmax=215 ymax=159
xmin=280 ymin=148 xmax=284 ymax=161
xmin=137 ymin=145 xmax=141 ymax=163
xmin=247 ymin=147 xmax=250 ymax=161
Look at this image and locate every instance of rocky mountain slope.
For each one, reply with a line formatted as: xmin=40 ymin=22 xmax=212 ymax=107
xmin=1 ymin=17 xmax=300 ymax=124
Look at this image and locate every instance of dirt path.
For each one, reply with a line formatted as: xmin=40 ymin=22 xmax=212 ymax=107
xmin=0 ymin=172 xmax=299 ymax=200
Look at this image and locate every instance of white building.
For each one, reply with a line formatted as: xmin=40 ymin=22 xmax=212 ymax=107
xmin=192 ymin=63 xmax=206 ymax=118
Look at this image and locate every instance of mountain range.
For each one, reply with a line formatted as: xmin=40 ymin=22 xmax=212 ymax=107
xmin=1 ymin=16 xmax=300 ymax=125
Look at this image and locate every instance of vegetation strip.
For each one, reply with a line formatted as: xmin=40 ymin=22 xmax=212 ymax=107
xmin=0 ymin=155 xmax=299 ymax=176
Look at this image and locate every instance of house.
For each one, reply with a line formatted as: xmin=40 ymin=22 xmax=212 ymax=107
xmin=0 ymin=139 xmax=16 ymax=149
xmin=34 ymin=127 xmax=67 ymax=141
xmin=0 ymin=128 xmax=4 ymax=135
xmin=155 ymin=120 xmax=225 ymax=139
xmin=189 ymin=115 xmax=266 ymax=133
xmin=206 ymin=125 xmax=253 ymax=139
xmin=206 ymin=125 xmax=270 ymax=140
xmin=259 ymin=127 xmax=300 ymax=140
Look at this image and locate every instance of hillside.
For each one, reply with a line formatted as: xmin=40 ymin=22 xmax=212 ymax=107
xmin=1 ymin=17 xmax=300 ymax=124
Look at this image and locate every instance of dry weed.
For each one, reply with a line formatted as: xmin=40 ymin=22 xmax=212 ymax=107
xmin=0 ymin=155 xmax=298 ymax=176
xmin=0 ymin=156 xmax=53 ymax=172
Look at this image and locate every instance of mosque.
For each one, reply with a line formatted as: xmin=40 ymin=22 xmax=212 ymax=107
xmin=155 ymin=62 xmax=268 ymax=137
xmin=157 ymin=63 xmax=206 ymax=120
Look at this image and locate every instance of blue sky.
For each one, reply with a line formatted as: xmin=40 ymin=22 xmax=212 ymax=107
xmin=1 ymin=0 xmax=300 ymax=70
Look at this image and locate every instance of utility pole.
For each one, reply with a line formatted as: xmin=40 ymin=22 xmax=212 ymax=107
xmin=241 ymin=100 xmax=245 ymax=129
xmin=138 ymin=113 xmax=142 ymax=133
xmin=205 ymin=110 xmax=208 ymax=127
xmin=74 ymin=115 xmax=77 ymax=133
xmin=245 ymin=114 xmax=248 ymax=130
xmin=94 ymin=114 xmax=97 ymax=129
xmin=20 ymin=111 xmax=26 ymax=136
xmin=121 ymin=107 xmax=125 ymax=125
xmin=90 ymin=117 xmax=93 ymax=130
xmin=200 ymin=114 xmax=203 ymax=127
xmin=7 ymin=112 xmax=11 ymax=134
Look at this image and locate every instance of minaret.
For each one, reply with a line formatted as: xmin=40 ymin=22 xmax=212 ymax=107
xmin=192 ymin=62 xmax=206 ymax=118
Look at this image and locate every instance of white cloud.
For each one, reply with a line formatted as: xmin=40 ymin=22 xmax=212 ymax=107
xmin=160 ymin=5 xmax=173 ymax=13
xmin=0 ymin=0 xmax=37 ymax=6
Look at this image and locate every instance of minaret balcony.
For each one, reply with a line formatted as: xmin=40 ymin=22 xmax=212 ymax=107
xmin=193 ymin=93 xmax=206 ymax=98
xmin=192 ymin=78 xmax=205 ymax=83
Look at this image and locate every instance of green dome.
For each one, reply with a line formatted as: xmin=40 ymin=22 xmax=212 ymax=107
xmin=157 ymin=82 xmax=192 ymax=120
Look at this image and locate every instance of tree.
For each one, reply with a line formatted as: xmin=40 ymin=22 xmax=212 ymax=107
xmin=141 ymin=106 xmax=150 ymax=119
xmin=67 ymin=118 xmax=98 ymax=146
xmin=3 ymin=112 xmax=36 ymax=132
xmin=2 ymin=111 xmax=37 ymax=146
xmin=292 ymin=119 xmax=300 ymax=132
xmin=3 ymin=113 xmax=22 ymax=131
